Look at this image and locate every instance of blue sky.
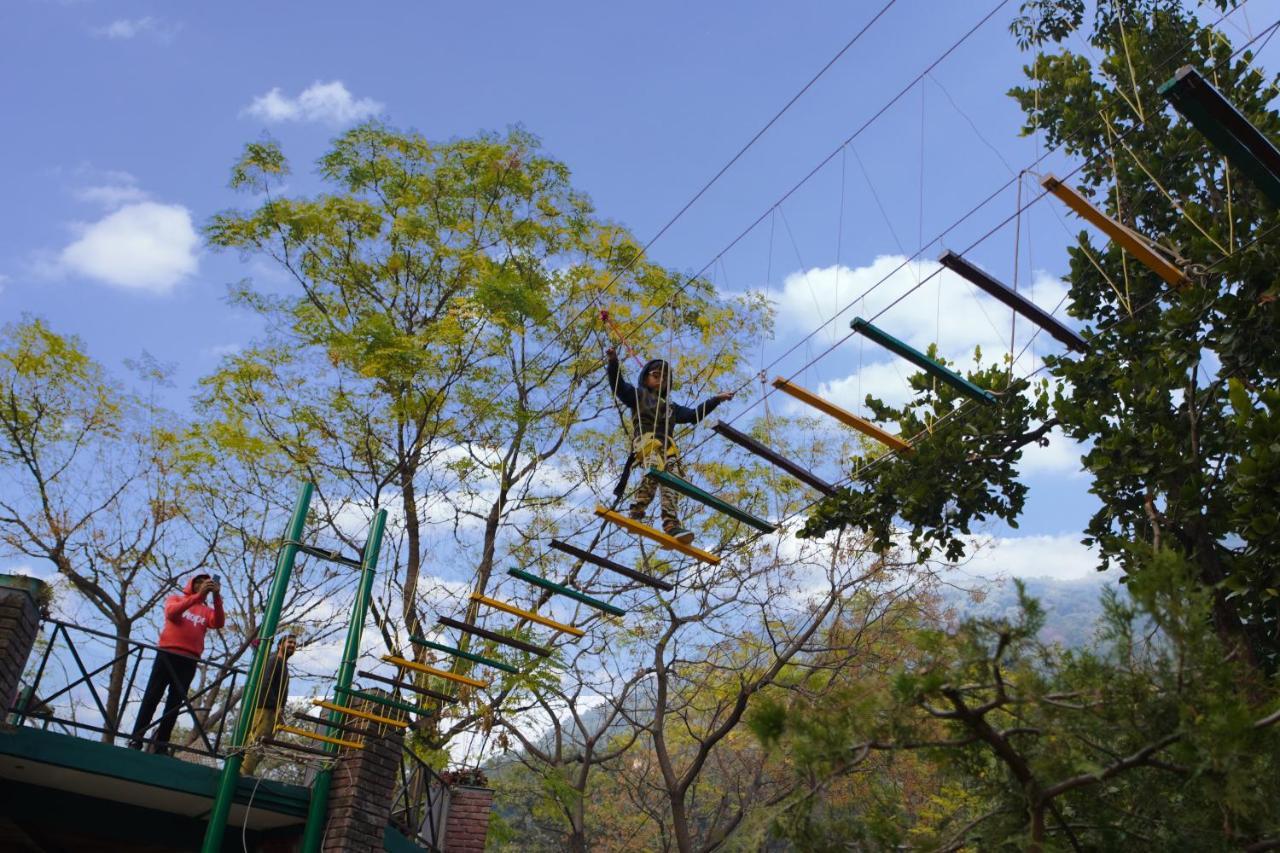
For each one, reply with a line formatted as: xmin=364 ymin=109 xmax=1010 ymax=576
xmin=5 ymin=0 xmax=1278 ymax=581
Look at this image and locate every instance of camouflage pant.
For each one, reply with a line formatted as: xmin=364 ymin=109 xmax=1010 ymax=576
xmin=629 ymin=434 xmax=684 ymax=531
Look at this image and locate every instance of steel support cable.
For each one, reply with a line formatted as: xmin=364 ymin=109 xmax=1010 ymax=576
xmin=408 ymin=0 xmax=1014 ymax=501
xmin=398 ymin=0 xmax=1024 ymax=598
xmin=455 ymin=1 xmax=1269 ymax=621
xmin=412 ymin=3 xmax=1268 ymax=682
xmin=440 ymin=11 xmax=1280 ymax=749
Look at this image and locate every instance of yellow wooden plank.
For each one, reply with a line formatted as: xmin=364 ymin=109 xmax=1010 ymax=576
xmin=469 ymin=593 xmax=585 ymax=637
xmin=593 ymin=506 xmax=721 ymax=565
xmin=1040 ymin=174 xmax=1188 ymax=289
xmin=275 ymin=724 xmax=364 ymax=750
xmin=382 ymin=655 xmax=490 ymax=689
xmin=771 ymin=377 xmax=913 ymax=453
xmin=311 ymin=699 xmax=409 ymax=728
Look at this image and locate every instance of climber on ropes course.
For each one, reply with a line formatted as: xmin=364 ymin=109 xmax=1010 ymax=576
xmin=605 ymin=345 xmax=734 ymax=545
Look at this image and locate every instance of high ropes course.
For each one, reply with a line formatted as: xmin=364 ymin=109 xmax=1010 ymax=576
xmin=200 ymin=2 xmax=1280 ymax=848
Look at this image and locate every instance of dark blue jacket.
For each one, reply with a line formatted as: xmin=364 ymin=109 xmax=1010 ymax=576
xmin=606 ymin=356 xmax=724 ymax=443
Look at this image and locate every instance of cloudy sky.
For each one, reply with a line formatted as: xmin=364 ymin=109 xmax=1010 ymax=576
xmin=4 ymin=0 xmax=1278 ymax=585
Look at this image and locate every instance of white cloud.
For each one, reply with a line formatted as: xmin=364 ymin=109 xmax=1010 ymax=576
xmin=953 ymin=533 xmax=1110 ymax=582
xmin=75 ymin=171 xmax=149 ymax=209
xmin=59 ymin=202 xmax=199 ymax=294
xmin=204 ymin=343 xmax=243 ymax=359
xmin=93 ymin=17 xmax=178 ymax=42
xmin=243 ymin=81 xmax=383 ymax=126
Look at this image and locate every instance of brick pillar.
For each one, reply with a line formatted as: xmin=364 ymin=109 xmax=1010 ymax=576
xmin=442 ymin=785 xmax=494 ymax=853
xmin=0 ymin=575 xmax=45 ymax=718
xmin=321 ymin=692 xmax=405 ymax=852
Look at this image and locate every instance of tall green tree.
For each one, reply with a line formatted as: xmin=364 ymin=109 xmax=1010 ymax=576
xmin=201 ymin=124 xmax=764 ymax=744
xmin=0 ymin=318 xmax=216 ymax=738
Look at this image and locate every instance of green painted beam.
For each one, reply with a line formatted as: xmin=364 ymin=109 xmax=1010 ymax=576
xmin=644 ymin=467 xmax=777 ymax=532
xmin=851 ymin=317 xmax=997 ymax=405
xmin=1160 ymin=66 xmax=1280 ymax=208
xmin=333 ymin=686 xmax=430 ymax=718
xmin=507 ymin=568 xmax=627 ymax=617
xmin=204 ymin=482 xmax=314 ymax=853
xmin=409 ymin=636 xmax=520 ymax=674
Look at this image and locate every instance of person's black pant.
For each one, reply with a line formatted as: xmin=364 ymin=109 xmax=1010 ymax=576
xmin=129 ymin=650 xmax=197 ymax=753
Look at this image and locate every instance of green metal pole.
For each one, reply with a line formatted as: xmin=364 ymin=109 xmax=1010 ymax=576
xmin=301 ymin=507 xmax=387 ymax=853
xmin=202 ymin=482 xmax=314 ymax=853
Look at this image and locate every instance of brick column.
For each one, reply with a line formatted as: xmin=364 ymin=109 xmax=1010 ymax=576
xmin=321 ymin=691 xmax=405 ymax=852
xmin=442 ymin=785 xmax=494 ymax=853
xmin=0 ymin=575 xmax=45 ymax=719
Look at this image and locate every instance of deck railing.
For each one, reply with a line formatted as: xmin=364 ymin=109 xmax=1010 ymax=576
xmin=389 ymin=748 xmax=449 ymax=852
xmin=9 ymin=617 xmax=246 ymax=761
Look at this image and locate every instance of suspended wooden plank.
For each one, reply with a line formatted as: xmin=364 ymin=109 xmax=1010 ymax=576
xmin=334 ymin=685 xmax=429 ymax=718
xmin=643 ymin=467 xmax=777 ymax=532
xmin=1160 ymin=65 xmax=1280 ymax=207
xmin=437 ymin=616 xmax=554 ymax=657
xmin=770 ymin=377 xmax=913 ymax=453
xmin=262 ymin=736 xmax=341 ymax=758
xmin=548 ymin=539 xmax=674 ymax=591
xmin=381 ymin=655 xmax=491 ymax=689
xmin=409 ymin=636 xmax=521 ymax=674
xmin=469 ymin=593 xmax=585 ymax=637
xmin=275 ymin=724 xmax=363 ymax=751
xmin=507 ymin=568 xmax=627 ymax=617
xmin=312 ymin=699 xmax=409 ymax=729
xmin=850 ymin=318 xmax=997 ymax=405
xmin=594 ymin=505 xmax=722 ymax=565
xmin=1039 ymin=174 xmax=1189 ymax=288
xmin=292 ymin=712 xmax=369 ymax=739
xmin=709 ymin=420 xmax=836 ymax=495
xmin=357 ymin=669 xmax=458 ymax=704
xmin=938 ymin=250 xmax=1087 ymax=353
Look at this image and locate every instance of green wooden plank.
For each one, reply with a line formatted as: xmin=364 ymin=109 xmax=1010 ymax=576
xmin=643 ymin=468 xmax=777 ymax=532
xmin=507 ymin=568 xmax=627 ymax=616
xmin=1160 ymin=66 xmax=1280 ymax=208
xmin=408 ymin=636 xmax=520 ymax=674
xmin=333 ymin=686 xmax=430 ymax=718
xmin=851 ymin=317 xmax=997 ymax=405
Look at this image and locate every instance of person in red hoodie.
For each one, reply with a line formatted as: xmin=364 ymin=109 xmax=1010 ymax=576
xmin=127 ymin=573 xmax=224 ymax=755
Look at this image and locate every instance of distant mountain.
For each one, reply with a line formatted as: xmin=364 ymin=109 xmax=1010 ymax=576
xmin=939 ymin=573 xmax=1121 ymax=648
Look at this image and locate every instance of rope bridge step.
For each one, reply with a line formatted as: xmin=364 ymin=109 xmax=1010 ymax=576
xmin=382 ymin=655 xmax=490 ymax=689
xmin=275 ymin=724 xmax=363 ymax=750
xmin=292 ymin=712 xmax=369 ymax=739
xmin=709 ymin=420 xmax=835 ymax=496
xmin=593 ymin=506 xmax=721 ymax=565
xmin=357 ymin=669 xmax=458 ymax=703
xmin=1039 ymin=174 xmax=1188 ymax=289
xmin=437 ymin=616 xmax=553 ymax=658
xmin=644 ymin=467 xmax=777 ymax=532
xmin=334 ymin=685 xmax=430 ymax=718
xmin=507 ymin=568 xmax=626 ymax=617
xmin=262 ymin=736 xmax=343 ymax=758
xmin=1160 ymin=65 xmax=1280 ymax=209
xmin=548 ymin=539 xmax=673 ymax=591
xmin=938 ymin=251 xmax=1087 ymax=353
xmin=312 ymin=699 xmax=409 ymax=729
xmin=851 ymin=318 xmax=997 ymax=405
xmin=469 ymin=593 xmax=585 ymax=637
xmin=410 ymin=636 xmax=520 ymax=674
xmin=771 ymin=378 xmax=914 ymax=453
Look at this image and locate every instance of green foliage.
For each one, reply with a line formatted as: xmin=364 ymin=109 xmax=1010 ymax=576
xmin=800 ymin=356 xmax=1054 ymax=562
